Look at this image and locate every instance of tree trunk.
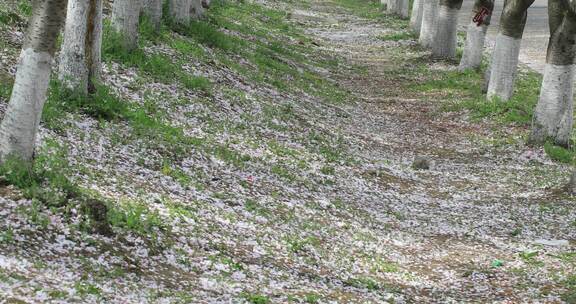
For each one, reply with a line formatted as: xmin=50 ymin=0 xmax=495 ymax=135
xmin=59 ymin=0 xmax=103 ymax=94
xmin=486 ymin=0 xmax=535 ymax=101
xmin=529 ymin=1 xmax=576 ymax=147
xmin=190 ymin=0 xmax=204 ymax=19
xmin=387 ymin=0 xmax=409 ymax=18
xmin=111 ymin=0 xmax=141 ymax=51
xmin=459 ymin=0 xmax=494 ymax=70
xmin=169 ymin=0 xmax=190 ymax=24
xmin=409 ymin=0 xmax=424 ymax=33
xmin=0 ymin=0 xmax=68 ymax=162
xmin=142 ymin=0 xmax=162 ymax=31
xmin=419 ymin=0 xmax=438 ymax=48
xmin=431 ymin=0 xmax=463 ymax=59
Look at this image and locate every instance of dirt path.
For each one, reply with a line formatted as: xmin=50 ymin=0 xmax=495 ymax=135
xmin=293 ymin=1 xmax=575 ymax=302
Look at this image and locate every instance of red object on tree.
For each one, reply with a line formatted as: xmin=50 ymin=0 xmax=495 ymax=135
xmin=473 ymin=7 xmax=490 ymax=26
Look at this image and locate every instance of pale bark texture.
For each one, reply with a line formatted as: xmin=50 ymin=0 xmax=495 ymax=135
xmin=530 ymin=0 xmax=576 ymax=146
xmin=431 ymin=0 xmax=463 ymax=59
xmin=142 ymin=0 xmax=162 ymax=31
xmin=111 ymin=0 xmax=141 ymax=50
xmin=419 ymin=0 xmax=438 ymax=48
xmin=458 ymin=0 xmax=494 ymax=70
xmin=0 ymin=0 xmax=68 ymax=162
xmin=486 ymin=0 xmax=535 ymax=101
xmin=169 ymin=0 xmax=190 ymax=24
xmin=387 ymin=0 xmax=409 ymax=18
xmin=409 ymin=0 xmax=424 ymax=33
xmin=190 ymin=0 xmax=204 ymax=19
xmin=59 ymin=0 xmax=103 ymax=94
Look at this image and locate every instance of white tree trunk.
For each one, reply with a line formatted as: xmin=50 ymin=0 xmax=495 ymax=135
xmin=59 ymin=0 xmax=103 ymax=93
xmin=387 ymin=0 xmax=398 ymax=13
xmin=431 ymin=5 xmax=460 ymax=59
xmin=0 ymin=0 xmax=67 ymax=162
xmin=459 ymin=21 xmax=489 ymax=70
xmin=111 ymin=0 xmax=141 ymax=50
xmin=419 ymin=0 xmax=438 ymax=48
xmin=486 ymin=34 xmax=522 ymax=101
xmin=387 ymin=0 xmax=408 ymax=18
xmin=169 ymin=0 xmax=190 ymax=24
xmin=142 ymin=0 xmax=162 ymax=31
xmin=531 ymin=64 xmax=575 ymax=146
xmin=398 ymin=0 xmax=409 ymax=18
xmin=190 ymin=0 xmax=204 ymax=19
xmin=409 ymin=0 xmax=424 ymax=33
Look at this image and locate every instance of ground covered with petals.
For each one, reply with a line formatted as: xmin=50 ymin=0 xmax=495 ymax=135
xmin=0 ymin=0 xmax=575 ymax=303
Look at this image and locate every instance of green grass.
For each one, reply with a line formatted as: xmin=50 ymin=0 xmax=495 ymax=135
xmin=416 ymin=67 xmax=541 ymax=126
xmin=107 ymin=200 xmax=166 ymax=235
xmin=242 ymin=293 xmax=270 ymax=304
xmin=344 ymin=276 xmax=381 ymax=291
xmin=332 ymin=0 xmax=385 ymax=19
xmin=543 ymin=142 xmax=576 ymax=164
xmin=379 ymin=31 xmax=415 ymax=41
xmin=102 ymin=20 xmax=212 ymax=93
xmin=45 ymin=80 xmax=204 ymax=160
xmin=0 ymin=140 xmax=80 ymax=207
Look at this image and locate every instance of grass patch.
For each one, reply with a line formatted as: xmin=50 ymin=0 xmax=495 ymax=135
xmin=344 ymin=276 xmax=381 ymax=291
xmin=417 ymin=66 xmax=541 ymax=125
xmin=379 ymin=31 xmax=415 ymax=41
xmin=544 ymin=142 xmax=575 ymax=164
xmin=45 ymin=80 xmax=203 ymax=160
xmin=242 ymin=293 xmax=270 ymax=304
xmin=107 ymin=200 xmax=167 ymax=235
xmin=0 ymin=140 xmax=80 ymax=207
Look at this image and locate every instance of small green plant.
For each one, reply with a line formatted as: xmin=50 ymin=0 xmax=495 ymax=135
xmin=0 ymin=140 xmax=80 ymax=207
xmin=379 ymin=32 xmax=414 ymax=41
xmin=17 ymin=0 xmax=32 ymax=16
xmin=544 ymin=142 xmax=574 ymax=164
xmin=241 ymin=292 xmax=270 ymax=304
xmin=0 ymin=227 xmax=14 ymax=244
xmin=305 ymin=293 xmax=321 ymax=303
xmin=181 ymin=75 xmax=212 ymax=92
xmin=107 ymin=200 xmax=166 ymax=235
xmin=74 ymin=281 xmax=102 ymax=297
xmin=344 ymin=276 xmax=381 ymax=291
xmin=170 ymin=20 xmax=240 ymax=52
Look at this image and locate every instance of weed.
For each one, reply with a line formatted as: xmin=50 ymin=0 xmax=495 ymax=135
xmin=305 ymin=293 xmax=321 ymax=303
xmin=544 ymin=142 xmax=574 ymax=164
xmin=0 ymin=140 xmax=79 ymax=207
xmin=0 ymin=227 xmax=14 ymax=244
xmin=344 ymin=276 xmax=381 ymax=291
xmin=241 ymin=293 xmax=270 ymax=304
xmin=379 ymin=31 xmax=414 ymax=41
xmin=107 ymin=200 xmax=167 ymax=235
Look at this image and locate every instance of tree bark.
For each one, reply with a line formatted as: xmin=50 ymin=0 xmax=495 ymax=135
xmin=387 ymin=0 xmax=409 ymax=18
xmin=111 ymin=0 xmax=141 ymax=51
xmin=190 ymin=0 xmax=204 ymax=19
xmin=142 ymin=0 xmax=162 ymax=31
xmin=431 ymin=0 xmax=463 ymax=59
xmin=0 ymin=0 xmax=68 ymax=162
xmin=409 ymin=0 xmax=424 ymax=33
xmin=169 ymin=0 xmax=190 ymax=24
xmin=459 ymin=0 xmax=494 ymax=70
xmin=486 ymin=0 xmax=535 ymax=101
xmin=529 ymin=0 xmax=576 ymax=147
xmin=59 ymin=0 xmax=103 ymax=94
xmin=419 ymin=0 xmax=438 ymax=48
